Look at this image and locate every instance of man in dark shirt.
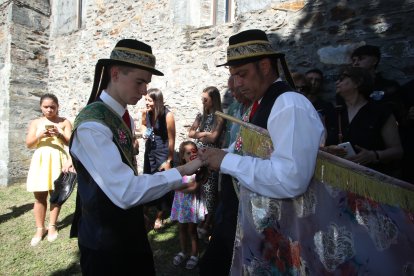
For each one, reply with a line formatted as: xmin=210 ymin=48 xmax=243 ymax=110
xmin=305 ymin=68 xmax=338 ymax=145
xmin=351 ymin=45 xmax=399 ymax=98
xmin=351 ymin=45 xmax=403 ymax=126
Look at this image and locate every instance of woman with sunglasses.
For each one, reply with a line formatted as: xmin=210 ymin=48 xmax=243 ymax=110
xmin=324 ymin=67 xmax=403 ymax=177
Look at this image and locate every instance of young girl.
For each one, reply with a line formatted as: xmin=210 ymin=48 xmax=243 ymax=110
xmin=170 ymin=141 xmax=207 ymax=270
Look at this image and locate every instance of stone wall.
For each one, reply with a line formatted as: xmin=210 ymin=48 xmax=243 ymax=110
xmin=0 ymin=0 xmax=50 ymax=185
xmin=0 ymin=1 xmax=12 ymax=185
xmin=2 ymin=0 xmax=414 ymax=185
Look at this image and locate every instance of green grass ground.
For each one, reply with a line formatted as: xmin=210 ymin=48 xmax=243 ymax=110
xmin=0 ymin=184 xmax=201 ymax=275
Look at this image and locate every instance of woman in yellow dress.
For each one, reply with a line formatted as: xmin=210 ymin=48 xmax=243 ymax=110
xmin=25 ymin=93 xmax=72 ymax=246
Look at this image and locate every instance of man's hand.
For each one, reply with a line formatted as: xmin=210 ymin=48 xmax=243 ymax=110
xmin=198 ymin=148 xmax=227 ymax=171
xmin=176 ymin=158 xmax=203 ymax=176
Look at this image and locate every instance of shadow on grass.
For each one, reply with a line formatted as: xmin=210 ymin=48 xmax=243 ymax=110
xmin=49 ymin=251 xmax=81 ymax=276
xmin=58 ymin=212 xmax=74 ymax=231
xmin=148 ymin=219 xmax=205 ymax=275
xmin=0 ymin=203 xmax=32 ymax=225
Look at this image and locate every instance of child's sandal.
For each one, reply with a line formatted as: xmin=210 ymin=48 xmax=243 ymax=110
xmin=173 ymin=252 xmax=186 ymax=266
xmin=185 ymin=256 xmax=199 ymax=270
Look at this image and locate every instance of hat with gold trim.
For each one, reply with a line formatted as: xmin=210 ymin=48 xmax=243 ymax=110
xmin=217 ymin=29 xmax=285 ymax=67
xmin=217 ymin=29 xmax=295 ymax=89
xmin=88 ymin=39 xmax=163 ymax=104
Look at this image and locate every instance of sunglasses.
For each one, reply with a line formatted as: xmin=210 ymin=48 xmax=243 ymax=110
xmin=337 ymin=73 xmax=351 ymax=82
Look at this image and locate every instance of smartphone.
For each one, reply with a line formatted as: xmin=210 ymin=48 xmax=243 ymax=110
xmin=338 ymin=142 xmax=356 ymax=158
xmin=45 ymin=125 xmax=54 ymax=130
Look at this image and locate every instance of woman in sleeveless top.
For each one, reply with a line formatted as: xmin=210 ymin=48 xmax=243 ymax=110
xmin=142 ymin=88 xmax=176 ymax=230
xmin=25 ymin=94 xmax=72 ymax=246
xmin=324 ymin=67 xmax=403 ymax=177
xmin=188 ymin=86 xmax=225 ymax=240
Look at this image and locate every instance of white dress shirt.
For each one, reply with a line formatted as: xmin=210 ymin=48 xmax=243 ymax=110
xmin=221 ymin=91 xmax=325 ymax=198
xmin=70 ymin=91 xmax=183 ymax=210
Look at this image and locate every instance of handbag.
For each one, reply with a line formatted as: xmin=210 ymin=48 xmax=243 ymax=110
xmin=50 ymin=171 xmax=77 ymax=206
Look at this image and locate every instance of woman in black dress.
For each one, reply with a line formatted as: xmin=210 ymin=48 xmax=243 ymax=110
xmin=142 ymin=88 xmax=176 ymax=230
xmin=325 ymin=67 xmax=403 ymax=177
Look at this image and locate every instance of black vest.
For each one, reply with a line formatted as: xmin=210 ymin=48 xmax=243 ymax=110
xmin=250 ymin=81 xmax=293 ymax=128
xmin=69 ymin=102 xmax=150 ymax=253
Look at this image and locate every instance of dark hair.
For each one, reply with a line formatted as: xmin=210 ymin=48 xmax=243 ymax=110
xmin=253 ymin=58 xmax=280 ymax=77
xmin=147 ymin=88 xmax=165 ymax=120
xmin=178 ymin=141 xmax=197 ymax=165
xmin=291 ymin=72 xmax=310 ymax=94
xmin=305 ymin=68 xmax=324 ymax=80
xmin=40 ymin=93 xmax=59 ymax=106
xmin=200 ymin=86 xmax=222 ymax=131
xmin=351 ymin=45 xmax=381 ymax=67
xmin=340 ymin=66 xmax=374 ymax=99
xmin=105 ymin=65 xmax=133 ymax=84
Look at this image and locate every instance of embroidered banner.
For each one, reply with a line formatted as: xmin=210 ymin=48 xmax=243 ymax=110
xmin=216 ymin=112 xmax=414 ymax=275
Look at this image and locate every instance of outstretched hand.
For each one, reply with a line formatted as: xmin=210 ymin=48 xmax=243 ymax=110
xmin=198 ymin=148 xmax=227 ymax=172
xmin=176 ymin=158 xmax=203 ymax=176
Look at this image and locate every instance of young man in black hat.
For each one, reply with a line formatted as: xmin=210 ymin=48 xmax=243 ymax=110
xmin=198 ymin=29 xmax=324 ymax=275
xmin=69 ymin=39 xmax=202 ymax=275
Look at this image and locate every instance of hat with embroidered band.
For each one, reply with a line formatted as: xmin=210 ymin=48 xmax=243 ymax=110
xmin=88 ymin=39 xmax=163 ymax=104
xmin=217 ymin=29 xmax=296 ymax=90
xmin=216 ymin=29 xmax=285 ymax=67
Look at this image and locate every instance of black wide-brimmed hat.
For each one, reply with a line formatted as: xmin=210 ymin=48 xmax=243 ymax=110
xmin=88 ymin=39 xmax=164 ymax=104
xmin=217 ymin=29 xmax=285 ymax=67
xmin=217 ymin=29 xmax=295 ymax=89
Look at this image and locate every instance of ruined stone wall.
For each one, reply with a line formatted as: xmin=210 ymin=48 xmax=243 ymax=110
xmin=47 ymin=0 xmax=414 ymax=176
xmin=0 ymin=0 xmax=50 ymax=185
xmin=0 ymin=1 xmax=12 ymax=185
xmin=2 ymin=0 xmax=414 ymax=184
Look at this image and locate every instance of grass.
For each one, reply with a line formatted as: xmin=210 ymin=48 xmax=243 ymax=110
xmin=0 ymin=183 xmax=201 ymax=275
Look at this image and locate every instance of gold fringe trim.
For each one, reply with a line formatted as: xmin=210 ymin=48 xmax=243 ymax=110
xmin=233 ymin=120 xmax=414 ymax=212
xmin=314 ymin=153 xmax=414 ymax=212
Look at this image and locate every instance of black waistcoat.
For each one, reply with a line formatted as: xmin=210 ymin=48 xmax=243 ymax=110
xmin=250 ymin=81 xmax=292 ymax=128
xmin=69 ymin=101 xmax=150 ymax=253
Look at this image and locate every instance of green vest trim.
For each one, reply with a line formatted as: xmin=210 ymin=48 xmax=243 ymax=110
xmin=73 ymin=101 xmax=137 ymax=175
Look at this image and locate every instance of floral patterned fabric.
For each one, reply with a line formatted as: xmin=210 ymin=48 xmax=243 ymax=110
xmin=170 ymin=174 xmax=208 ymax=224
xmin=232 ymin=179 xmax=414 ymax=275
xmin=230 ymin=119 xmax=414 ymax=275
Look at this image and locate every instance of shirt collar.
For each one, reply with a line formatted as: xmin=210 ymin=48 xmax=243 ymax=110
xmin=100 ymin=90 xmax=127 ymax=116
xmin=257 ymin=77 xmax=283 ymax=104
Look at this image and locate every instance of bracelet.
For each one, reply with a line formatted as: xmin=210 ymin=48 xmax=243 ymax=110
xmin=373 ymin=151 xmax=380 ymax=162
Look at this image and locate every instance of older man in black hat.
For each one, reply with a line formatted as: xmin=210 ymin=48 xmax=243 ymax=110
xmin=198 ymin=29 xmax=324 ymax=274
xmin=69 ymin=39 xmax=202 ymax=275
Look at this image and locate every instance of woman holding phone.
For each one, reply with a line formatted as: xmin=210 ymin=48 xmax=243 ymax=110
xmin=324 ymin=67 xmax=403 ymax=177
xmin=25 ymin=93 xmax=72 ymax=246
